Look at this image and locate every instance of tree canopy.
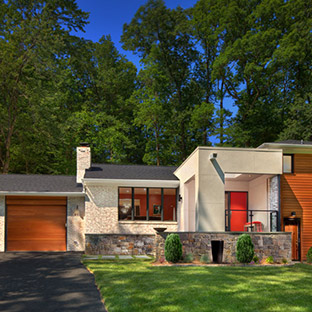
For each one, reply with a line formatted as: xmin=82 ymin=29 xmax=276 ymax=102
xmin=0 ymin=0 xmax=311 ymax=174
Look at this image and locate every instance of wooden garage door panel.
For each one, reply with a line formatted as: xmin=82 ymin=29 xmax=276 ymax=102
xmin=6 ymin=196 xmax=66 ymax=251
xmin=7 ymin=206 xmax=66 ymax=217
xmin=6 ymin=196 xmax=67 ymax=206
xmin=7 ymin=240 xmax=66 ymax=252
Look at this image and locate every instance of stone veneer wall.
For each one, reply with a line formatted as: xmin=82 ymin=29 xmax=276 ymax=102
xmin=0 ymin=196 xmax=4 ymax=252
xmin=85 ymin=234 xmax=155 ymax=255
xmin=155 ymin=232 xmax=292 ymax=263
xmin=85 ymin=184 xmax=178 ymax=235
xmin=67 ymin=196 xmax=85 ymax=251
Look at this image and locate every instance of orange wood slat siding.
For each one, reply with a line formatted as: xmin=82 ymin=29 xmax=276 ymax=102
xmin=6 ymin=196 xmax=67 ymax=251
xmin=281 ymin=154 xmax=312 ymax=260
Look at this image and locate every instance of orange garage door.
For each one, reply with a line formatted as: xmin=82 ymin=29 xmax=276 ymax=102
xmin=6 ymin=196 xmax=67 ymax=251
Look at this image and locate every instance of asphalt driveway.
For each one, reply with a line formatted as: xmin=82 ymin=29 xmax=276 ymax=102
xmin=0 ymin=252 xmax=106 ymax=312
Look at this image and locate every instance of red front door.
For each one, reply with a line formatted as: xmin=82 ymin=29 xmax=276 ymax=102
xmin=230 ymin=192 xmax=248 ymax=231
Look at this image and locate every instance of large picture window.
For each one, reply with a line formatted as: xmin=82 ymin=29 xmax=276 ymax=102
xmin=118 ymin=187 xmax=177 ymax=221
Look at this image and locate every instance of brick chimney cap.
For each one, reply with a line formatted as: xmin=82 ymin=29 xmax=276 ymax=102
xmin=79 ymin=142 xmax=90 ymax=147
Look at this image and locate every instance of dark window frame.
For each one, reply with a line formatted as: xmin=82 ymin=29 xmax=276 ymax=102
xmin=118 ymin=187 xmax=178 ymax=222
xmin=283 ymin=154 xmax=294 ymax=174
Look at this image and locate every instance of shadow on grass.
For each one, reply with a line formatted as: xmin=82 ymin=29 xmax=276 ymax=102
xmin=84 ymin=259 xmax=312 ymax=312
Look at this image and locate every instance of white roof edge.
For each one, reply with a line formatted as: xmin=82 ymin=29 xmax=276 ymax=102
xmin=83 ymin=178 xmax=180 ymax=187
xmin=197 ymin=146 xmax=282 ymax=152
xmin=259 ymin=142 xmax=312 ymax=149
xmin=174 ymin=146 xmax=282 ymax=175
xmin=0 ymin=192 xmax=85 ymax=197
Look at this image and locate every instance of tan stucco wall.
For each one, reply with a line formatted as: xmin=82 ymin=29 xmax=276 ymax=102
xmin=249 ymin=175 xmax=271 ymax=231
xmin=197 ymin=148 xmax=282 ymax=231
xmin=67 ymin=196 xmax=85 ymax=251
xmin=225 ymin=180 xmax=249 ymax=192
xmin=85 ymin=184 xmax=178 ymax=235
xmin=174 ymin=150 xmax=198 ymax=231
xmin=175 ymin=147 xmax=282 ymax=232
xmin=0 ymin=196 xmax=4 ymax=252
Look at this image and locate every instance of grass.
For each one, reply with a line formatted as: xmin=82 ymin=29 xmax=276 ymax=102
xmin=83 ymin=259 xmax=312 ymax=312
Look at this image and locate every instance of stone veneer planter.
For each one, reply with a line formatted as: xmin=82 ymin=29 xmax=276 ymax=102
xmin=85 ymin=234 xmax=155 ymax=256
xmin=155 ymin=232 xmax=292 ymax=263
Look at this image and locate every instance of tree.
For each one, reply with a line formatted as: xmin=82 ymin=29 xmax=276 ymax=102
xmin=121 ymin=0 xmax=199 ymax=162
xmin=0 ymin=0 xmax=88 ymax=173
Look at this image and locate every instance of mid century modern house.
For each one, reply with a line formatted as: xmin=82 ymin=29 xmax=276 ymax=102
xmin=0 ymin=140 xmax=311 ymax=261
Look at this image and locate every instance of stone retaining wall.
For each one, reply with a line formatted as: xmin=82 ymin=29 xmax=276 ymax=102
xmin=155 ymin=232 xmax=292 ymax=263
xmin=85 ymin=234 xmax=155 ymax=255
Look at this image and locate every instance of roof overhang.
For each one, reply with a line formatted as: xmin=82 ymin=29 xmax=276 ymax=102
xmin=0 ymin=192 xmax=85 ymax=197
xmin=83 ymin=178 xmax=180 ymax=188
xmin=258 ymin=143 xmax=312 ymax=154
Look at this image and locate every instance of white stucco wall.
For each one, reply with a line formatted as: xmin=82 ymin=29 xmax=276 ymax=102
xmin=249 ymin=175 xmax=271 ymax=231
xmin=85 ymin=183 xmax=178 ymax=235
xmin=184 ymin=177 xmax=195 ymax=231
xmin=175 ymin=147 xmax=283 ymax=232
xmin=67 ymin=196 xmax=85 ymax=251
xmin=174 ymin=150 xmax=198 ymax=231
xmin=225 ymin=181 xmax=249 ymax=192
xmin=0 ymin=196 xmax=4 ymax=252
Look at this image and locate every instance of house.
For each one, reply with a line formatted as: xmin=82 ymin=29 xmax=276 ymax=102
xmin=0 ymin=140 xmax=311 ymax=261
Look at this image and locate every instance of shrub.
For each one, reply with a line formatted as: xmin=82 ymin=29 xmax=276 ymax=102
xmin=307 ymin=247 xmax=312 ymax=263
xmin=236 ymin=234 xmax=254 ymax=263
xmin=200 ymin=254 xmax=210 ymax=264
xmin=184 ymin=253 xmax=193 ymax=263
xmin=282 ymin=258 xmax=288 ymax=264
xmin=165 ymin=234 xmax=182 ymax=263
xmin=252 ymin=255 xmax=259 ymax=264
xmin=266 ymin=256 xmax=274 ymax=264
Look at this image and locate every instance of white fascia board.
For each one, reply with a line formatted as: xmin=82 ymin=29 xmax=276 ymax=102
xmin=0 ymin=192 xmax=85 ymax=197
xmin=259 ymin=143 xmax=312 ymax=149
xmin=259 ymin=143 xmax=312 ymax=153
xmin=83 ymin=178 xmax=180 ymax=188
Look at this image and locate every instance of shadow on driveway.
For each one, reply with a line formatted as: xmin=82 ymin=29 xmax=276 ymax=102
xmin=0 ymin=252 xmax=106 ymax=312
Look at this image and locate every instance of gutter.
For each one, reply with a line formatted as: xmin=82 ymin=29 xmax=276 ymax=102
xmin=83 ymin=178 xmax=180 ymax=187
xmin=0 ymin=191 xmax=85 ymax=197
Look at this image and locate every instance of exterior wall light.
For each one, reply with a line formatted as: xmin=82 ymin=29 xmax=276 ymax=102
xmin=291 ymin=211 xmax=296 ymax=217
xmin=209 ymin=153 xmax=218 ymax=160
xmin=178 ymin=194 xmax=182 ymax=202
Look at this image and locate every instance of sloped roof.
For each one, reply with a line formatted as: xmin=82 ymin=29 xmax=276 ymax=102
xmin=0 ymin=174 xmax=82 ymax=193
xmin=85 ymin=163 xmax=178 ymax=180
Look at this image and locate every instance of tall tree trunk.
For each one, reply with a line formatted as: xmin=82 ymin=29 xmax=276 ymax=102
xmin=219 ymin=79 xmax=224 ymax=145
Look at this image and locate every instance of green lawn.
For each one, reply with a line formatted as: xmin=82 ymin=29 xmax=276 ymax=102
xmin=84 ymin=259 xmax=312 ymax=312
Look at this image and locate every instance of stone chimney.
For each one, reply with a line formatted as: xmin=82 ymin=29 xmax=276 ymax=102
xmin=76 ymin=143 xmax=91 ymax=183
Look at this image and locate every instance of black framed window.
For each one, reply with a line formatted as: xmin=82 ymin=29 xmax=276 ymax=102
xmin=283 ymin=154 xmax=293 ymax=173
xmin=118 ymin=187 xmax=177 ymax=221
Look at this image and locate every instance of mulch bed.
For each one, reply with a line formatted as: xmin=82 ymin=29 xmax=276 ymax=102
xmin=152 ymin=260 xmax=296 ymax=267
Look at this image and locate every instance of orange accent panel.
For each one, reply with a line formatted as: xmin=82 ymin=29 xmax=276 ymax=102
xmin=281 ymin=154 xmax=312 ymax=260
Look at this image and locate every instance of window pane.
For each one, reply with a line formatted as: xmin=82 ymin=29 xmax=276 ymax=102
xmin=149 ymin=188 xmax=162 ymax=221
xmin=225 ymin=193 xmax=229 ymax=230
xmin=163 ymin=189 xmax=177 ymax=221
xmin=119 ymin=188 xmax=132 ymax=220
xmin=134 ymin=188 xmax=147 ymax=220
xmin=283 ymin=155 xmax=292 ymax=173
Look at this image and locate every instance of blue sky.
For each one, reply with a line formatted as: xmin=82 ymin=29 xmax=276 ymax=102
xmin=74 ymin=0 xmax=237 ymax=127
xmin=75 ymin=0 xmax=197 ymax=68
